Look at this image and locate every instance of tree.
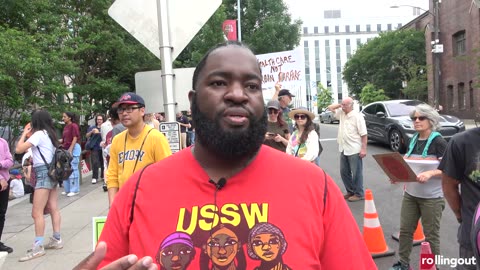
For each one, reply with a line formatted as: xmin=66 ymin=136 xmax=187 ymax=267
xmin=359 ymin=83 xmax=389 ymax=105
xmin=316 ymin=83 xmax=334 ymax=113
xmin=343 ymin=29 xmax=426 ymax=99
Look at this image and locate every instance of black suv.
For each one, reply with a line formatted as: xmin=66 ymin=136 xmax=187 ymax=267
xmin=361 ymin=100 xmax=465 ymax=152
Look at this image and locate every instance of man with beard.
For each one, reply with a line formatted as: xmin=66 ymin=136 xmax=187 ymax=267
xmin=74 ymin=41 xmax=376 ymax=270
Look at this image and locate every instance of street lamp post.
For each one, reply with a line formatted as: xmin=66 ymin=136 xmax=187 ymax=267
xmin=391 ymin=1 xmax=442 ymax=109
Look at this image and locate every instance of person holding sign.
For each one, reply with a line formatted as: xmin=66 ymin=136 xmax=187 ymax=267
xmin=388 ymin=104 xmax=447 ymax=270
xmin=272 ymin=82 xmax=295 ymax=133
xmin=106 ymin=92 xmax=171 ymax=206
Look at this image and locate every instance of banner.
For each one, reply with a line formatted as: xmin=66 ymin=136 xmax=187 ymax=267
xmin=222 ymin=20 xmax=237 ymax=41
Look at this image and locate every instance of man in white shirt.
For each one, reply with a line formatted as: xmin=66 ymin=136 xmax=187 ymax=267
xmin=328 ymin=97 xmax=368 ymax=202
xmin=9 ymin=169 xmax=25 ymax=200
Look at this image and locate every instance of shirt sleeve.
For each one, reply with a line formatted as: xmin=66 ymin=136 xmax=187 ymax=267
xmin=320 ymin=172 xmax=377 ymax=269
xmin=433 ymin=136 xmax=447 ymax=159
xmin=438 ymin=137 xmax=464 ymax=181
xmin=27 ymin=131 xmax=42 ymax=147
xmin=0 ymin=140 xmax=13 ymax=169
xmin=333 ymin=108 xmax=343 ymax=120
xmin=302 ymin=130 xmax=319 ymax=162
xmin=356 ymin=114 xmax=368 ymax=136
xmin=154 ymin=132 xmax=172 ymax=162
xmin=106 ymin=136 xmax=121 ymax=189
xmin=72 ymin=123 xmax=80 ymax=139
xmin=286 ymin=133 xmax=294 ymax=156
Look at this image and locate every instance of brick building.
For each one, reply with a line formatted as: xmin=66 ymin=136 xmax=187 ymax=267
xmin=403 ymin=0 xmax=479 ymax=119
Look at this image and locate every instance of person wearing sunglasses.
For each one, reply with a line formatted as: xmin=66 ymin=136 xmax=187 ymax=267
xmin=286 ymin=107 xmax=319 ymax=162
xmin=328 ymin=97 xmax=367 ymax=202
xmin=389 ymin=104 xmax=447 ymax=270
xmin=263 ymin=100 xmax=290 ymax=152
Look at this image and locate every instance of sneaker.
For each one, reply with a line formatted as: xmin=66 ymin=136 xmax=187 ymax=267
xmin=91 ymin=178 xmax=97 ymax=184
xmin=61 ymin=191 xmax=67 ymax=195
xmin=18 ymin=245 xmax=46 ymax=262
xmin=102 ymin=184 xmax=108 ymax=192
xmin=67 ymin=192 xmax=79 ymax=197
xmin=0 ymin=242 xmax=13 ymax=253
xmin=44 ymin=237 xmax=63 ymax=250
xmin=389 ymin=261 xmax=412 ymax=270
xmin=348 ymin=195 xmax=364 ymax=202
xmin=343 ymin=192 xmax=354 ymax=199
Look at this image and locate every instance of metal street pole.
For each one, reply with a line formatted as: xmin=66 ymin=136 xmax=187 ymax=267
xmin=237 ymin=0 xmax=242 ymax=41
xmin=157 ymin=0 xmax=176 ymax=122
xmin=433 ymin=0 xmax=441 ymax=110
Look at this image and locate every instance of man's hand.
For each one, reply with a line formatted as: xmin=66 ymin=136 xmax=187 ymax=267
xmin=417 ymin=171 xmax=432 ymax=183
xmin=275 ymin=82 xmax=282 ymax=92
xmin=359 ymin=148 xmax=367 ymax=158
xmin=0 ymin=179 xmax=7 ymax=191
xmin=73 ymin=242 xmax=158 ymax=270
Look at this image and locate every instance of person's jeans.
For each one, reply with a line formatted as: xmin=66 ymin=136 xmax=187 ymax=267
xmin=0 ymin=184 xmax=10 ymax=240
xmin=340 ymin=152 xmax=364 ymax=197
xmin=187 ymin=131 xmax=195 ymax=146
xmin=458 ymin=244 xmax=478 ymax=270
xmin=398 ymin=192 xmax=445 ymax=265
xmin=314 ymin=156 xmax=320 ymax=167
xmin=64 ymin=156 xmax=80 ymax=193
xmin=91 ymin=149 xmax=104 ymax=180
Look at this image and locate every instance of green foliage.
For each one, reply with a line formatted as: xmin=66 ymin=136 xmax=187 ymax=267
xmin=360 ymin=83 xmax=389 ymax=105
xmin=343 ymin=29 xmax=426 ymax=99
xmin=316 ymin=83 xmax=334 ymax=113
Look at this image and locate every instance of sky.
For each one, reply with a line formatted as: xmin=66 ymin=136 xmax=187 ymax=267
xmin=283 ymin=0 xmax=429 ymax=23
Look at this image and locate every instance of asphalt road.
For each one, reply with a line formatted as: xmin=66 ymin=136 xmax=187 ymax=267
xmin=318 ymin=122 xmax=460 ymax=270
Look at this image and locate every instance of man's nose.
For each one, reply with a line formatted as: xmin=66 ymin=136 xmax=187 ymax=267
xmin=225 ymin=82 xmax=248 ymax=104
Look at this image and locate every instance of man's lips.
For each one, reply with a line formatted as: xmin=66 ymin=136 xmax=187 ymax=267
xmin=223 ymin=108 xmax=249 ymax=125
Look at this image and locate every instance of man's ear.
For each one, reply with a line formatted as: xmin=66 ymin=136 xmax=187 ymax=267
xmin=188 ymin=90 xmax=196 ymax=105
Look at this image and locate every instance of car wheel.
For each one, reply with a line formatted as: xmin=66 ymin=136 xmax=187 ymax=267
xmin=389 ymin=129 xmax=405 ymax=153
xmin=327 ymin=116 xmax=332 ymax=124
xmin=320 ymin=117 xmax=324 ymax=123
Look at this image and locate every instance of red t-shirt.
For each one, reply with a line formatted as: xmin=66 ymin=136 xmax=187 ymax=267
xmin=62 ymin=123 xmax=80 ymax=149
xmin=98 ymin=146 xmax=376 ymax=269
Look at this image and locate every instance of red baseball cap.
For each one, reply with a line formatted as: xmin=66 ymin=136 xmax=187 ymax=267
xmin=112 ymin=92 xmax=145 ymax=108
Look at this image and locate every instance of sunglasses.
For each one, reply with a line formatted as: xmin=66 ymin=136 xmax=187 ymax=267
xmin=268 ymin=108 xmax=279 ymax=114
xmin=294 ymin=114 xmax=307 ymax=120
xmin=411 ymin=116 xmax=428 ymax=121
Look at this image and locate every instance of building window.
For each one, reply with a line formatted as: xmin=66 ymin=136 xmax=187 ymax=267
xmin=356 ymin=25 xmax=360 ymax=32
xmin=366 ymin=24 xmax=371 ymax=32
xmin=335 ymin=25 xmax=339 ymax=33
xmin=470 ymin=81 xmax=475 ymax=109
xmin=458 ymin=83 xmax=466 ymax=109
xmin=453 ymin=30 xmax=466 ymax=56
xmin=314 ymin=26 xmax=318 ymax=34
xmin=324 ymin=10 xmax=341 ymax=19
xmin=324 ymin=26 xmax=329 ymax=33
xmin=303 ymin=27 xmax=308 ymax=34
xmin=387 ymin=24 xmax=392 ymax=31
xmin=357 ymin=38 xmax=362 ymax=45
xmin=335 ymin=39 xmax=340 ymax=46
xmin=447 ymin=85 xmax=454 ymax=109
xmin=346 ymin=25 xmax=350 ymax=33
xmin=397 ymin=23 xmax=402 ymax=29
xmin=377 ymin=24 xmax=381 ymax=32
xmin=304 ymin=41 xmax=308 ymax=47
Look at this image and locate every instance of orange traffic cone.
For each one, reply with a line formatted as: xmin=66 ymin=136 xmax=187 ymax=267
xmin=391 ymin=220 xmax=426 ymax=246
xmin=363 ymin=189 xmax=395 ymax=258
xmin=419 ymin=241 xmax=437 ymax=270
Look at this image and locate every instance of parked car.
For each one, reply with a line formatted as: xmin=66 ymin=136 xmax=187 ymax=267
xmin=319 ymin=109 xmax=338 ymax=124
xmin=361 ymin=100 xmax=465 ymax=152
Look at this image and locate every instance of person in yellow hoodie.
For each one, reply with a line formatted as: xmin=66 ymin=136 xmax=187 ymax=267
xmin=106 ymin=92 xmax=172 ymax=206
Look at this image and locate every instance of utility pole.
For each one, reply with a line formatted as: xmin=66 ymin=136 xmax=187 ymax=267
xmin=237 ymin=0 xmax=242 ymax=41
xmin=433 ymin=0 xmax=441 ymax=110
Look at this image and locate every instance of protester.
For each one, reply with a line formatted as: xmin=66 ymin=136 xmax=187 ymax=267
xmin=389 ymin=104 xmax=447 ymax=270
xmin=272 ymin=83 xmax=295 ymax=132
xmin=86 ymin=114 xmax=105 ymax=184
xmin=74 ymin=41 xmax=376 ymax=270
xmin=102 ymin=107 xmax=124 ymax=192
xmin=186 ymin=110 xmax=195 ymax=146
xmin=263 ymin=99 xmax=289 ymax=152
xmin=100 ymin=111 xmax=113 ymax=186
xmin=61 ymin=111 xmax=81 ymax=197
xmin=144 ymin=113 xmax=160 ymax=130
xmin=440 ymin=126 xmax=480 ymax=270
xmin=286 ymin=107 xmax=318 ymax=162
xmin=328 ymin=97 xmax=368 ymax=202
xmin=8 ymin=169 xmax=25 ymax=200
xmin=0 ymin=138 xmax=13 ymax=253
xmin=106 ymin=92 xmax=172 ymax=206
xmin=176 ymin=112 xmax=190 ymax=150
xmin=16 ymin=110 xmax=64 ymax=262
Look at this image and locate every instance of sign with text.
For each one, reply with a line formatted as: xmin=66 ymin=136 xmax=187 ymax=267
xmin=160 ymin=122 xmax=181 ymax=153
xmin=256 ymin=49 xmax=305 ymax=90
xmin=373 ymin=152 xmax=417 ymax=182
xmin=92 ymin=216 xmax=107 ymax=251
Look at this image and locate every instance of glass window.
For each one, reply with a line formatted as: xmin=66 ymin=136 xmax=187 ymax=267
xmin=314 ymin=26 xmax=318 ymax=34
xmin=356 ymin=25 xmax=360 ymax=32
xmin=447 ymin=85 xmax=454 ymax=109
xmin=335 ymin=25 xmax=339 ymax=33
xmin=470 ymin=81 xmax=475 ymax=109
xmin=453 ymin=31 xmax=466 ymax=56
xmin=324 ymin=26 xmax=329 ymax=33
xmin=366 ymin=24 xmax=371 ymax=32
xmin=385 ymin=100 xmax=423 ymax=117
xmin=303 ymin=27 xmax=308 ymax=34
xmin=458 ymin=82 xmax=465 ymax=109
xmin=363 ymin=104 xmax=377 ymax=115
xmin=377 ymin=24 xmax=381 ymax=32
xmin=346 ymin=25 xmax=350 ymax=33
xmin=335 ymin=39 xmax=340 ymax=46
xmin=387 ymin=24 xmax=392 ymax=31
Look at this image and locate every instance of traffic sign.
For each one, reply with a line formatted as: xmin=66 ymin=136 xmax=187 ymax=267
xmin=160 ymin=122 xmax=181 ymax=153
xmin=108 ymin=0 xmax=222 ymax=61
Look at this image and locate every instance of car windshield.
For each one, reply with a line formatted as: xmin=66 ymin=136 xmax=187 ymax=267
xmin=385 ymin=100 xmax=424 ymax=117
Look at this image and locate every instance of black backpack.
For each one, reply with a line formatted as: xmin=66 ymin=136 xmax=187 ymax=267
xmin=39 ymin=147 xmax=73 ymax=182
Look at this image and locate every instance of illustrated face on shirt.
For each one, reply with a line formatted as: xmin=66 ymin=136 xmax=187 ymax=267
xmin=159 ymin=243 xmax=195 ymax=270
xmin=250 ymin=233 xmax=281 ymax=262
xmin=205 ymin=226 xmax=239 ymax=266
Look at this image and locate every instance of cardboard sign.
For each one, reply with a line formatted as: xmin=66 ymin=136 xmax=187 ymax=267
xmin=92 ymin=216 xmax=107 ymax=250
xmin=373 ymin=152 xmax=417 ymax=182
xmin=160 ymin=122 xmax=181 ymax=153
xmin=256 ymin=49 xmax=305 ymax=90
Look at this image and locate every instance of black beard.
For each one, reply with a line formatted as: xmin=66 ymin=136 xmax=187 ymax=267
xmin=191 ymin=95 xmax=267 ymax=160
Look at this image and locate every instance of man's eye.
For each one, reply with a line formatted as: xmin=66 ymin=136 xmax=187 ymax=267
xmin=246 ymin=84 xmax=260 ymax=90
xmin=210 ymin=81 xmax=227 ymax=87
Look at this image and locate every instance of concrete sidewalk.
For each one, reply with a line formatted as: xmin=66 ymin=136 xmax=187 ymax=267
xmin=2 ymin=174 xmax=109 ymax=270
